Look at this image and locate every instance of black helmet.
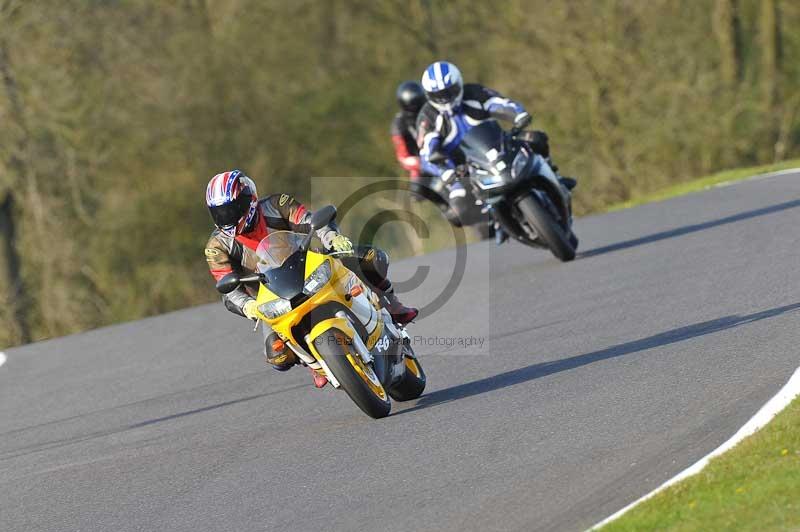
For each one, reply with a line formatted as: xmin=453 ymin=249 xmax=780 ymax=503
xmin=396 ymin=81 xmax=425 ymax=114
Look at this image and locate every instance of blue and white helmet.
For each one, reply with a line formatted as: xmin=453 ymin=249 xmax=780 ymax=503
xmin=421 ymin=61 xmax=463 ymax=113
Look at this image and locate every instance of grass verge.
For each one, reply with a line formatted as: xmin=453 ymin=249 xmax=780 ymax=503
xmin=600 ymin=395 xmax=800 ymax=531
xmin=606 ymin=159 xmax=800 ymax=213
xmin=598 ymin=158 xmax=800 ymax=528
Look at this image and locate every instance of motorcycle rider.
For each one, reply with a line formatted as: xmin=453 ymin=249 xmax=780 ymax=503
xmin=204 ymin=170 xmax=418 ymax=388
xmin=392 ymin=80 xmax=466 ymax=228
xmin=416 ymin=61 xmax=576 ymax=241
xmin=391 ymin=81 xmax=425 ymax=181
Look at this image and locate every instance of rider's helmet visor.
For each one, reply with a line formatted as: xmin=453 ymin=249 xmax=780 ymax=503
xmin=209 ymin=192 xmax=252 ymax=230
xmin=427 ymin=84 xmax=462 ymax=105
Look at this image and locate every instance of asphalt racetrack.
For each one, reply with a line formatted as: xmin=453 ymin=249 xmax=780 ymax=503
xmin=2 ymin=171 xmax=799 ymax=531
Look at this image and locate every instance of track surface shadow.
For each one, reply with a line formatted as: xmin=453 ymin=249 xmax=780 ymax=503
xmin=397 ymin=302 xmax=800 ymax=415
xmin=580 ymin=198 xmax=800 ymax=258
xmin=0 ymin=384 xmax=307 ymax=460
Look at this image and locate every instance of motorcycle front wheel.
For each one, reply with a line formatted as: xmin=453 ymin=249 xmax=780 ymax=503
xmin=516 ymin=194 xmax=576 ymax=262
xmin=313 ymin=330 xmax=392 ymax=419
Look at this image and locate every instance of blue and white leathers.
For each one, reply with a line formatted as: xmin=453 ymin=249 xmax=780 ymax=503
xmin=417 ymin=83 xmax=528 ymax=179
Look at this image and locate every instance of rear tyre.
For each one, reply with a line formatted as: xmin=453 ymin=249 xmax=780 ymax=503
xmin=443 ymin=206 xmax=464 ymax=227
xmin=314 ymin=330 xmax=391 ymax=419
xmin=517 ymin=194 xmax=576 ymax=262
xmin=389 ymin=355 xmax=427 ymax=401
xmin=569 ymin=231 xmax=579 ymax=249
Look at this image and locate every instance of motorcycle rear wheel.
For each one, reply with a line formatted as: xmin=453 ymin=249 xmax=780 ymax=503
xmin=314 ymin=330 xmax=392 ymax=419
xmin=517 ymin=194 xmax=576 ymax=262
xmin=389 ymin=355 xmax=427 ymax=401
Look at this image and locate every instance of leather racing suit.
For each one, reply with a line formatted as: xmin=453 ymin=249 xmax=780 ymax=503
xmin=205 ymin=193 xmax=404 ymax=366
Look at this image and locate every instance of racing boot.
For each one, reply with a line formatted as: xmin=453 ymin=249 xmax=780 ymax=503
xmin=385 ymin=291 xmax=418 ymax=325
xmin=309 ymin=367 xmax=328 ymax=388
xmin=357 ymin=254 xmax=419 ymax=325
xmin=546 ymin=158 xmax=577 ymax=191
xmin=559 ymin=176 xmax=577 ymax=191
xmin=494 ymin=221 xmax=508 ymax=245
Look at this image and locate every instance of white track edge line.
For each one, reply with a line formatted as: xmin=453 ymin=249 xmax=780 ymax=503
xmin=589 ymin=365 xmax=800 ymax=530
xmin=0 ymin=352 xmax=6 ymax=368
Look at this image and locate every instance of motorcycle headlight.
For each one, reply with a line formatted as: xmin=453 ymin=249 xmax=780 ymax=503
xmin=303 ymin=261 xmax=332 ymax=295
xmin=479 ymin=174 xmax=504 ymax=187
xmin=258 ymin=298 xmax=292 ymax=319
xmin=476 ymin=167 xmax=504 ymax=187
xmin=511 ymin=149 xmax=531 ymax=179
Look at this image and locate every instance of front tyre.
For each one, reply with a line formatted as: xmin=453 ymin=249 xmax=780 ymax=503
xmin=517 ymin=194 xmax=576 ymax=262
xmin=389 ymin=354 xmax=427 ymax=401
xmin=314 ymin=330 xmax=391 ymax=419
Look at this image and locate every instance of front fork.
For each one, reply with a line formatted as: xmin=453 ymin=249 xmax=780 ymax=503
xmin=331 ymin=310 xmax=409 ymax=388
xmin=484 ymin=199 xmax=533 ymax=244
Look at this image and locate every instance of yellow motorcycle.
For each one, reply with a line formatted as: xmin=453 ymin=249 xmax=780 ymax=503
xmin=216 ymin=206 xmax=426 ymax=419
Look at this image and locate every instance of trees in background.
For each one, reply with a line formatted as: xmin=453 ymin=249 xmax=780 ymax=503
xmin=714 ymin=0 xmax=743 ymax=86
xmin=0 ymin=5 xmax=30 ymax=342
xmin=0 ymin=0 xmax=797 ymax=347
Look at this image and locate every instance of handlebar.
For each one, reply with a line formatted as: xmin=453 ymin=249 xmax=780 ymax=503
xmin=326 ymin=250 xmax=355 ymax=257
xmin=239 ymin=273 xmax=262 ymax=284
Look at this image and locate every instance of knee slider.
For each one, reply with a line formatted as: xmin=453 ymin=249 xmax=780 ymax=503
xmin=265 ymin=332 xmax=296 ymax=370
xmin=365 ymin=248 xmax=389 ymax=278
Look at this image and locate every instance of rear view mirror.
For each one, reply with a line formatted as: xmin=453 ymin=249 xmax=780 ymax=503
xmin=310 ymin=205 xmax=337 ymax=230
xmin=216 ymin=273 xmax=241 ymax=294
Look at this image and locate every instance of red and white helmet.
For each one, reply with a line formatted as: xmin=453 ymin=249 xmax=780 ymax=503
xmin=205 ymin=170 xmax=259 ymax=236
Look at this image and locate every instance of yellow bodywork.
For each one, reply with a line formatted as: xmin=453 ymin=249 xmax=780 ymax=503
xmin=252 ymin=249 xmax=383 ymax=363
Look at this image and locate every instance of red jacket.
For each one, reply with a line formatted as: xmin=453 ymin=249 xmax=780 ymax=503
xmin=391 ymin=111 xmax=421 ymax=177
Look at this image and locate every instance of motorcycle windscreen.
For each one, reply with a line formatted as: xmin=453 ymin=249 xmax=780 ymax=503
xmin=460 ymin=120 xmax=506 ymax=169
xmin=260 ymin=251 xmax=306 ymax=299
xmin=255 ymin=231 xmax=308 ymax=299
